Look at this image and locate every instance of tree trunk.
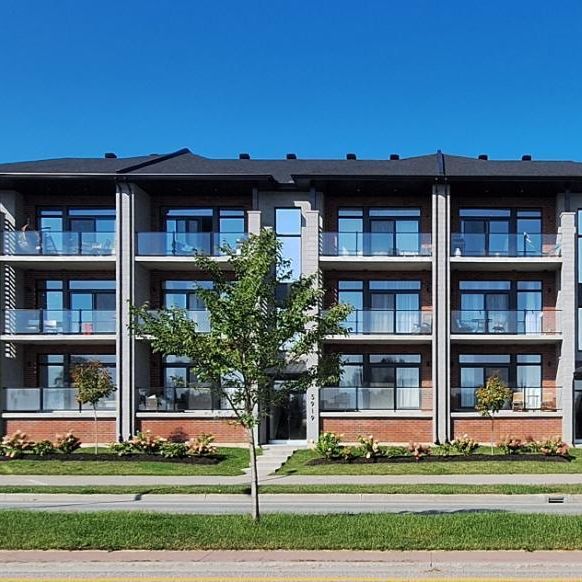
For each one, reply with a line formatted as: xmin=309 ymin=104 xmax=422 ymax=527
xmin=93 ymin=404 xmax=98 ymax=455
xmin=247 ymin=426 xmax=260 ymax=521
xmin=490 ymin=416 xmax=494 ymax=455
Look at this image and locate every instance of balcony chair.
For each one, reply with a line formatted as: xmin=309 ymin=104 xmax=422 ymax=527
xmin=512 ymin=392 xmax=525 ymax=412
xmin=541 ymin=397 xmax=557 ymax=412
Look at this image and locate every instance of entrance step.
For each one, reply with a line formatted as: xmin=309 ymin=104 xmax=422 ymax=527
xmin=243 ymin=444 xmax=305 ymax=476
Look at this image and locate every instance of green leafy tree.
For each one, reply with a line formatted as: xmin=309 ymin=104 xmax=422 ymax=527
xmin=131 ymin=229 xmax=351 ymax=521
xmin=475 ymin=375 xmax=513 ymax=454
xmin=71 ymin=361 xmax=116 ymax=454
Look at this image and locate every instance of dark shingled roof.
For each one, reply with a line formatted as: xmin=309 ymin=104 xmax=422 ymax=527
xmin=1 ymin=149 xmax=582 ymax=183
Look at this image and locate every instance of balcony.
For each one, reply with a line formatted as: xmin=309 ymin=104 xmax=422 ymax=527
xmin=138 ymin=310 xmax=209 ymax=334
xmin=3 ymin=387 xmax=116 ymax=412
xmin=451 ymin=310 xmax=560 ymax=343
xmin=136 ymin=232 xmax=247 ymax=269
xmin=450 ymin=233 xmax=562 ymax=271
xmin=450 ymin=386 xmax=561 ymax=413
xmin=320 ymin=386 xmax=430 ymax=412
xmin=1 ymin=231 xmax=116 ymax=269
xmin=137 ymin=387 xmax=222 ymax=412
xmin=328 ymin=310 xmax=432 ymax=343
xmin=320 ymin=233 xmax=432 ymax=271
xmin=2 ymin=310 xmax=116 ymax=343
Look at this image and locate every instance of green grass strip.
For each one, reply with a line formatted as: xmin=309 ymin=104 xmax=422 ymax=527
xmin=2 ymin=511 xmax=582 ymax=550
xmin=4 ymin=484 xmax=582 ymax=495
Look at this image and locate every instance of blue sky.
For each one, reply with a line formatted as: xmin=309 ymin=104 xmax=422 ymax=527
xmin=1 ymin=1 xmax=581 ymax=162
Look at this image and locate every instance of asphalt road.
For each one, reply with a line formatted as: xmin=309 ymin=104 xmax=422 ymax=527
xmin=0 ymin=493 xmax=581 ymax=514
xmin=2 ymin=549 xmax=582 ymax=580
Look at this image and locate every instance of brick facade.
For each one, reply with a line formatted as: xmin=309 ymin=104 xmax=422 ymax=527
xmin=136 ymin=418 xmax=247 ymax=442
xmin=3 ymin=418 xmax=116 ymax=442
xmin=451 ymin=417 xmax=562 ymax=442
xmin=320 ymin=417 xmax=432 ymax=443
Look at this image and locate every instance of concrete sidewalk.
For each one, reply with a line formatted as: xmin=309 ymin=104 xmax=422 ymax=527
xmin=2 ymin=473 xmax=582 ymax=486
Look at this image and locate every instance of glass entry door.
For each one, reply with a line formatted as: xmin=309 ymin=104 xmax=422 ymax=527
xmin=269 ymin=387 xmax=306 ymax=442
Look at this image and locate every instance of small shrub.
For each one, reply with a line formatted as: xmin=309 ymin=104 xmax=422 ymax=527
xmin=55 ymin=431 xmax=81 ymax=455
xmin=450 ymin=434 xmax=479 ymax=456
xmin=434 ymin=443 xmax=454 ymax=456
xmin=109 ymin=441 xmax=136 ymax=457
xmin=1 ymin=430 xmax=33 ymax=459
xmin=131 ymin=430 xmax=164 ymax=454
xmin=384 ymin=446 xmax=408 ymax=458
xmin=537 ymin=436 xmax=570 ymax=457
xmin=31 ymin=439 xmax=55 ymax=457
xmin=357 ymin=434 xmax=383 ymax=460
xmin=159 ymin=441 xmax=188 ymax=459
xmin=408 ymin=442 xmax=431 ymax=461
xmin=497 ymin=435 xmax=523 ymax=455
xmin=340 ymin=446 xmax=356 ymax=462
xmin=186 ymin=433 xmax=217 ymax=456
xmin=315 ymin=432 xmax=343 ymax=460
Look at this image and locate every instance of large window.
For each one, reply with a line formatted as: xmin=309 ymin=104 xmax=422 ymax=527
xmin=337 ymin=280 xmax=423 ymax=333
xmin=162 ymin=280 xmax=211 ymax=331
xmin=454 ymin=280 xmax=542 ymax=334
xmin=320 ymin=353 xmax=422 ymax=411
xmin=36 ymin=207 xmax=115 ymax=254
xmin=337 ymin=207 xmax=421 ymax=256
xmin=457 ymin=353 xmax=542 ymax=410
xmin=276 ymin=208 xmax=302 ymax=280
xmin=455 ymin=208 xmax=542 ymax=256
xmin=163 ymin=208 xmax=245 ymax=254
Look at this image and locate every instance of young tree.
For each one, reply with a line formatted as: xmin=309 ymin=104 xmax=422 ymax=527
xmin=71 ymin=361 xmax=116 ymax=454
xmin=131 ymin=229 xmax=351 ymax=520
xmin=475 ymin=375 xmax=513 ymax=454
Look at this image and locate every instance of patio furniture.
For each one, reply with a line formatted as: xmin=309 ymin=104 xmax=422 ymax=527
xmin=512 ymin=392 xmax=525 ymax=411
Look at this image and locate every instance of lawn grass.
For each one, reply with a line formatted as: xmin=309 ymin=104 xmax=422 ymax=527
xmin=0 ymin=447 xmax=249 ymax=476
xmin=279 ymin=448 xmax=582 ymax=475
xmin=3 ymin=484 xmax=582 ymax=495
xmin=2 ymin=511 xmax=582 ymax=550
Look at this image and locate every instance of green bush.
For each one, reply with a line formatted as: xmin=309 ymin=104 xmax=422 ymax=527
xmin=131 ymin=430 xmax=164 ymax=454
xmin=357 ymin=435 xmax=383 ymax=460
xmin=31 ymin=439 xmax=56 ymax=457
xmin=537 ymin=436 xmax=570 ymax=457
xmin=497 ymin=435 xmax=523 ymax=455
xmin=340 ymin=446 xmax=356 ymax=462
xmin=186 ymin=433 xmax=217 ymax=456
xmin=315 ymin=432 xmax=342 ymax=460
xmin=55 ymin=432 xmax=81 ymax=455
xmin=159 ymin=441 xmax=188 ymax=459
xmin=1 ymin=431 xmax=33 ymax=459
xmin=384 ymin=446 xmax=409 ymax=457
xmin=109 ymin=441 xmax=136 ymax=457
xmin=408 ymin=442 xmax=431 ymax=461
xmin=450 ymin=434 xmax=479 ymax=456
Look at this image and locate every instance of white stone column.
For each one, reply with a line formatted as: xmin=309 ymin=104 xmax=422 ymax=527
xmin=432 ymin=183 xmax=451 ymax=443
xmin=556 ymin=205 xmax=576 ymax=442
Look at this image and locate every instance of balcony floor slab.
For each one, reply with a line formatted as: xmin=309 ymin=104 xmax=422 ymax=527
xmin=0 ymin=334 xmax=116 ymax=345
xmin=320 ymin=256 xmax=431 ymax=271
xmin=325 ymin=334 xmax=432 ymax=344
xmin=0 ymin=256 xmax=115 ymax=270
xmin=450 ymin=333 xmax=561 ymax=344
xmin=450 ymin=256 xmax=562 ymax=271
xmin=135 ymin=256 xmax=231 ymax=270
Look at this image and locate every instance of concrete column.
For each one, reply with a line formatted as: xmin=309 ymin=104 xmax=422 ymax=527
xmin=115 ymin=182 xmax=151 ymax=440
xmin=556 ymin=205 xmax=576 ymax=442
xmin=432 ymin=183 xmax=450 ymax=443
xmin=247 ymin=210 xmax=261 ymax=235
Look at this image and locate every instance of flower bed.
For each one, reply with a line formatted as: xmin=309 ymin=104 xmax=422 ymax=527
xmin=307 ymin=453 xmax=572 ymax=466
xmin=0 ymin=453 xmax=224 ymax=464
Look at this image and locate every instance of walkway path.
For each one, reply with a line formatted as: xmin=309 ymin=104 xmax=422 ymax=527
xmin=3 ymin=473 xmax=582 ymax=486
xmin=2 ymin=550 xmax=582 ymax=580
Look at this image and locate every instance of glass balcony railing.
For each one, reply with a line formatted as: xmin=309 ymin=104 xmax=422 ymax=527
xmin=320 ymin=386 xmax=430 ymax=411
xmin=451 ymin=386 xmax=561 ymax=413
xmin=2 ymin=231 xmax=115 ymax=256
xmin=451 ymin=310 xmax=559 ymax=335
xmin=144 ymin=310 xmax=209 ymax=333
xmin=137 ymin=387 xmax=222 ymax=412
xmin=137 ymin=232 xmax=247 ymax=256
xmin=450 ymin=233 xmax=561 ymax=257
xmin=3 ymin=387 xmax=116 ymax=412
xmin=336 ymin=309 xmax=432 ymax=335
xmin=321 ymin=232 xmax=431 ymax=257
xmin=2 ymin=310 xmax=116 ymax=334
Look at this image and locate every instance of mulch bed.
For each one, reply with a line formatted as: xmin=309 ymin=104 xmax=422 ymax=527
xmin=307 ymin=454 xmax=572 ymax=465
xmin=0 ymin=453 xmax=224 ymax=464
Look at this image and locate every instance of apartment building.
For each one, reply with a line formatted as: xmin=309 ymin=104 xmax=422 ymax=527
xmin=0 ymin=149 xmax=580 ymax=445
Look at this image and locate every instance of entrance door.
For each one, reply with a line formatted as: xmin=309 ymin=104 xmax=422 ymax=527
xmin=269 ymin=392 xmax=306 ymax=443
